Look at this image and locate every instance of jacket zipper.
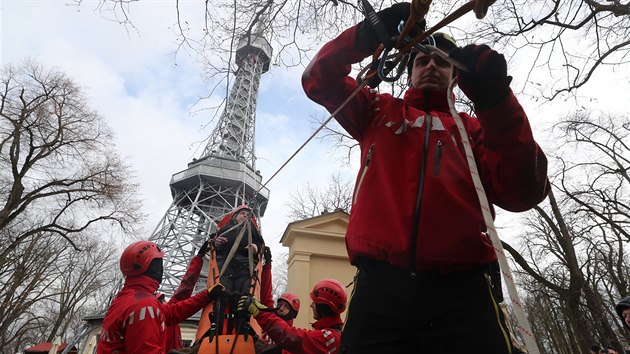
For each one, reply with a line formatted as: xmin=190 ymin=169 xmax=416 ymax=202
xmin=433 ymin=140 xmax=443 ymax=176
xmin=410 ymin=113 xmax=433 ymax=273
xmin=353 ymin=144 xmax=375 ymax=204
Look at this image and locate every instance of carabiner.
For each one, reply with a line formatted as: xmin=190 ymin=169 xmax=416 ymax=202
xmin=376 ymin=46 xmax=410 ymax=83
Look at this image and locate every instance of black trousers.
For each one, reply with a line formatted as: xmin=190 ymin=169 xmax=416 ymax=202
xmin=340 ymin=260 xmax=513 ymax=354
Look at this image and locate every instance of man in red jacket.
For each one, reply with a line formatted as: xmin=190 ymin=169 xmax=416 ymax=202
xmin=97 ymin=240 xmax=224 ymax=354
xmin=238 ymin=279 xmax=345 ymax=354
xmin=301 ymin=3 xmax=550 ymax=353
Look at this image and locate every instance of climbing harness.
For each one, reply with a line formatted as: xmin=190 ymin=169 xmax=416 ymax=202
xmin=446 ymin=79 xmax=540 ymax=354
xmin=192 ymin=210 xmax=267 ymax=354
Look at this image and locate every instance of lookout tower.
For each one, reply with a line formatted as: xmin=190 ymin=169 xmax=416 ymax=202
xmin=149 ymin=31 xmax=273 ymax=295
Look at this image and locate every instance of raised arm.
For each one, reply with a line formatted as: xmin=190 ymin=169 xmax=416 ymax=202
xmin=450 ymin=44 xmax=550 ymax=210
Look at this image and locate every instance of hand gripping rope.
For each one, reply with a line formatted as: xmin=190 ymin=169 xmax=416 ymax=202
xmin=356 ymin=0 xmax=476 ymax=85
xmin=256 ymin=1 xmax=541 ymax=352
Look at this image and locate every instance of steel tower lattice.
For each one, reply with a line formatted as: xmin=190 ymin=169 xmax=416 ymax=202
xmin=148 ymin=32 xmax=272 ymax=296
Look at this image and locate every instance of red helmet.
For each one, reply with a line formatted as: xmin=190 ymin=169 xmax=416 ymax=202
xmin=278 ymin=292 xmax=300 ymax=313
xmin=120 ymin=241 xmax=164 ymax=277
xmin=216 ymin=204 xmax=259 ymax=230
xmin=233 ymin=204 xmax=251 ymax=216
xmin=310 ymin=279 xmax=347 ymax=314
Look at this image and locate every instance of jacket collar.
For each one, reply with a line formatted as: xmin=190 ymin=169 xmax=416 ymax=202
xmin=403 ymin=87 xmax=451 ymax=112
xmin=311 ymin=314 xmax=343 ymax=330
xmin=124 ymin=275 xmax=160 ymax=293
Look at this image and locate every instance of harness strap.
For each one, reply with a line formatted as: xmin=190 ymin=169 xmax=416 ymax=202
xmin=218 ymin=223 xmax=249 ymax=278
xmin=361 ymin=0 xmax=396 ymax=49
xmin=446 ymin=79 xmax=540 ymax=354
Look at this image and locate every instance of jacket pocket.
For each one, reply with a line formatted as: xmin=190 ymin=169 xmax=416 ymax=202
xmin=353 ymin=144 xmax=375 ymax=204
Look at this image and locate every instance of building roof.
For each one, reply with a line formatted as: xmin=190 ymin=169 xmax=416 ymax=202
xmin=23 ymin=342 xmax=77 ymax=353
xmin=280 ymin=209 xmax=349 ymax=246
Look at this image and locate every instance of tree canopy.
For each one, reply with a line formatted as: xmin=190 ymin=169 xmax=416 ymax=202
xmin=0 ymin=60 xmax=142 ymax=351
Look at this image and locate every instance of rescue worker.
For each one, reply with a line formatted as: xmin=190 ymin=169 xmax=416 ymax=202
xmin=261 ymin=293 xmax=301 ymax=345
xmin=275 ymin=293 xmax=300 ymax=325
xmin=301 ymin=3 xmax=550 ymax=353
xmin=158 ymin=240 xmax=211 ymax=352
xmin=615 ymin=296 xmax=630 ymax=330
xmin=213 ymin=204 xmax=264 ymax=294
xmin=97 ymin=240 xmax=224 ymax=354
xmin=237 ymin=279 xmax=346 ymax=354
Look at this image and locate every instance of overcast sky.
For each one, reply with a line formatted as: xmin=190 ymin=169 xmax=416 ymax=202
xmin=0 ymin=0 xmax=358 ymax=258
xmin=1 ymin=0 xmax=628 ymax=258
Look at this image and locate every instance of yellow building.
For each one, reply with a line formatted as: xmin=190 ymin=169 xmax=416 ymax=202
xmin=279 ymin=209 xmax=355 ymax=328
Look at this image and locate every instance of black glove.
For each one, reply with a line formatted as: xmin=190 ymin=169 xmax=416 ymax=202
xmin=449 ymin=44 xmax=512 ymax=111
xmin=263 ymin=246 xmax=272 ymax=265
xmin=197 ymin=240 xmax=210 ymax=257
xmin=207 ymin=283 xmax=225 ymax=301
xmin=356 ymin=2 xmax=411 ymax=53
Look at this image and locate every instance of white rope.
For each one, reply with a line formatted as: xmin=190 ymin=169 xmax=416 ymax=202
xmin=446 ymin=78 xmax=540 ymax=354
xmin=256 ymin=82 xmax=368 ymax=194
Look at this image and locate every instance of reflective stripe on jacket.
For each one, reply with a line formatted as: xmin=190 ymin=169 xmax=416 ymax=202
xmin=97 ymin=275 xmax=210 ymax=354
xmin=256 ymin=312 xmax=342 ymax=354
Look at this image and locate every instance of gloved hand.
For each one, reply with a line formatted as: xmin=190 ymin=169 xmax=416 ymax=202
xmin=236 ymin=294 xmax=267 ymax=318
xmin=213 ymin=236 xmax=228 ymax=248
xmin=449 ymin=44 xmax=512 ymax=111
xmin=207 ymin=283 xmax=225 ymax=301
xmin=356 ymin=2 xmax=411 ymax=52
xmin=263 ymin=246 xmax=272 ymax=265
xmin=197 ymin=240 xmax=210 ymax=257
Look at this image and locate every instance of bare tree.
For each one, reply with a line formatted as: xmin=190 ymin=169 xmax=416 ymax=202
xmin=0 ymin=233 xmax=119 ymax=353
xmin=461 ymin=0 xmax=630 ymax=100
xmin=0 ymin=231 xmax=61 ymax=353
xmin=285 ymin=172 xmax=353 ymax=221
xmin=87 ymin=0 xmax=629 ymax=104
xmin=270 ymin=251 xmax=289 ymax=300
xmin=501 ymin=111 xmax=630 ymax=353
xmin=0 ymin=60 xmax=142 ymax=352
xmin=0 ymin=60 xmax=143 ymax=253
xmin=42 ymin=238 xmax=119 ymax=343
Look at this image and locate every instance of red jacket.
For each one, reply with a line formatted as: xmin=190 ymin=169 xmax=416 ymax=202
xmin=302 ymin=25 xmax=550 ymax=271
xmin=96 ymin=275 xmax=210 ymax=354
xmin=256 ymin=312 xmax=342 ymax=354
xmin=164 ymin=255 xmax=203 ymax=352
xmin=259 ymin=261 xmax=292 ymax=344
xmin=260 ymin=262 xmax=274 ymax=308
